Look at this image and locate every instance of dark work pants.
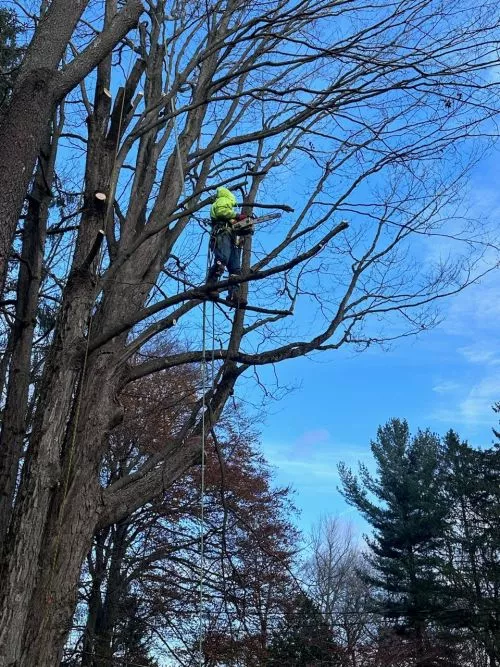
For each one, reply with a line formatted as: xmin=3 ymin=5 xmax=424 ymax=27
xmin=213 ymin=230 xmax=241 ymax=274
xmin=209 ymin=230 xmax=241 ymax=299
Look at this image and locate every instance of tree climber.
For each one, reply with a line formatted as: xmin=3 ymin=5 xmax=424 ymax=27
xmin=206 ymin=186 xmax=252 ymax=306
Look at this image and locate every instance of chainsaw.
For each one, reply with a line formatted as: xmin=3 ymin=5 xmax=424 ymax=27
xmin=232 ymin=212 xmax=281 ymax=233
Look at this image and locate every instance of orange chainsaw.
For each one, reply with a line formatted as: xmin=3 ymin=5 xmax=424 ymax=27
xmin=232 ymin=212 xmax=281 ymax=233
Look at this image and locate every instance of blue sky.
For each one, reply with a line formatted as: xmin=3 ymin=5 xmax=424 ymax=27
xmin=256 ymin=148 xmax=500 ymax=537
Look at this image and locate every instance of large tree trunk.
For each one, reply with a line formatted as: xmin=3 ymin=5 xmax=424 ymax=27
xmin=0 ymin=0 xmax=88 ymax=292
xmin=0 ymin=119 xmax=57 ymax=547
xmin=0 ymin=348 xmax=121 ymax=665
xmin=0 ymin=70 xmax=57 ymax=296
xmin=0 ymin=87 xmax=116 ymax=655
xmin=0 ymin=7 xmax=146 ymax=654
xmin=0 ymin=0 xmax=143 ymax=293
xmin=0 ymin=284 xmax=101 ymax=664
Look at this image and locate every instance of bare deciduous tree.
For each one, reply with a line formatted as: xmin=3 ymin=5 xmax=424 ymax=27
xmin=305 ymin=517 xmax=376 ymax=667
xmin=0 ymin=0 xmax=499 ymax=663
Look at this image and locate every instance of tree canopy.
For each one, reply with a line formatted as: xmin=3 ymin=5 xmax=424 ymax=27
xmin=0 ymin=0 xmax=499 ymax=664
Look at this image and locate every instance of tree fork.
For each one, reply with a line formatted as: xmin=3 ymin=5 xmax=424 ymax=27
xmin=0 ymin=0 xmax=144 ymax=293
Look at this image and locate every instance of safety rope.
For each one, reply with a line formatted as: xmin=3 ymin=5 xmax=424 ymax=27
xmin=200 ymin=298 xmax=207 ymax=665
xmin=168 ymin=51 xmax=209 ymax=664
xmin=166 ymin=49 xmax=209 ymax=659
xmin=198 ymin=240 xmax=217 ymax=664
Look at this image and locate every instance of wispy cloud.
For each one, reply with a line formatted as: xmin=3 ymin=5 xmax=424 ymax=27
xmin=269 ymin=456 xmax=340 ymax=482
xmin=429 ymin=247 xmax=500 ymax=427
xmin=432 ymin=380 xmax=462 ymax=394
xmin=459 ymin=375 xmax=500 ymax=424
xmin=295 ymin=428 xmax=330 ymax=448
xmin=265 ymin=433 xmax=373 ymax=490
xmin=458 ymin=343 xmax=500 ymax=366
xmin=432 ymin=373 xmax=500 ymax=426
xmin=263 ymin=435 xmax=375 ymax=533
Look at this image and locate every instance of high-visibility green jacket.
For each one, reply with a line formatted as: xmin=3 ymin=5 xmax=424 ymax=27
xmin=210 ymin=187 xmax=237 ymax=221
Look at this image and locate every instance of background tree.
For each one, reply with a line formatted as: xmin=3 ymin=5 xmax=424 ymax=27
xmin=339 ymin=417 xmax=500 ymax=667
xmin=305 ymin=518 xmax=376 ymax=667
xmin=441 ymin=430 xmax=500 ymax=667
xmin=0 ymin=0 xmax=499 ymax=663
xmin=339 ymin=420 xmax=451 ymax=666
xmin=63 ymin=365 xmax=300 ymax=666
xmin=267 ymin=591 xmax=343 ymax=667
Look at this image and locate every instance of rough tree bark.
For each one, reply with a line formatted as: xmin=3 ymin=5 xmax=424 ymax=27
xmin=0 ymin=0 xmax=143 ymax=294
xmin=0 ymin=115 xmax=61 ymax=548
xmin=0 ymin=0 xmax=498 ymax=664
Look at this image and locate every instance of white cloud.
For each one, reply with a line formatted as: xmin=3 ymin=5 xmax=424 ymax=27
xmin=458 ymin=343 xmax=500 ymax=366
xmin=432 ymin=373 xmax=500 ymax=426
xmin=432 ymin=380 xmax=462 ymax=394
xmin=459 ymin=375 xmax=500 ymax=424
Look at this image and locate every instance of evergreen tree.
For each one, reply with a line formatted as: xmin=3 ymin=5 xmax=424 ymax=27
xmin=339 ymin=419 xmax=451 ymax=666
xmin=442 ymin=429 xmax=500 ymax=667
xmin=267 ymin=592 xmax=343 ymax=666
xmin=112 ymin=594 xmax=159 ymax=667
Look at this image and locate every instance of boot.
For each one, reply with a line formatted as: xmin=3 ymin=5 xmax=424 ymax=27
xmin=206 ymin=261 xmax=225 ymax=298
xmin=228 ymin=276 xmax=247 ymax=308
xmin=207 ymin=260 xmax=224 ymax=283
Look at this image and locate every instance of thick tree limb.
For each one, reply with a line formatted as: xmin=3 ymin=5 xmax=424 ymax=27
xmin=89 ymin=220 xmax=348 ymax=353
xmin=55 ymin=1 xmax=145 ymax=100
xmin=0 ymin=0 xmax=144 ymax=296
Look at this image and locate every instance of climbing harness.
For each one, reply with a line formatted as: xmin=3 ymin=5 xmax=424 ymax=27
xmin=206 ymin=210 xmax=282 ymax=307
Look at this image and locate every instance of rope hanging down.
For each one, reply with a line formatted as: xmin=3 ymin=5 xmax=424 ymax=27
xmin=171 ymin=84 xmax=210 ymax=666
xmin=198 ymin=239 xmax=217 ymax=665
xmin=200 ymin=298 xmax=208 ymax=665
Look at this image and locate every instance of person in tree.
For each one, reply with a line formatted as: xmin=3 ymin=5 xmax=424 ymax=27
xmin=207 ymin=186 xmax=251 ymax=305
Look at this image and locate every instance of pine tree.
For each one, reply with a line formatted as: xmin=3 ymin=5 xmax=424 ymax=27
xmin=339 ymin=419 xmax=451 ymax=666
xmin=267 ymin=592 xmax=343 ymax=666
xmin=442 ymin=429 xmax=500 ymax=667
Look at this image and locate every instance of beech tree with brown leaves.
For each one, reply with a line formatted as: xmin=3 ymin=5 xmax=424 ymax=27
xmin=0 ymin=0 xmax=499 ymax=663
xmin=63 ymin=368 xmax=299 ymax=666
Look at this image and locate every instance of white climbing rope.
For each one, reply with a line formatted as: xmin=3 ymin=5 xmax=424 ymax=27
xmin=199 ymin=299 xmax=207 ymax=666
